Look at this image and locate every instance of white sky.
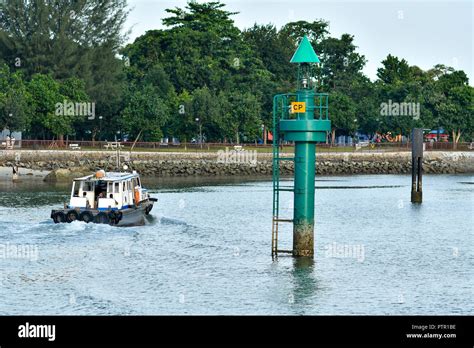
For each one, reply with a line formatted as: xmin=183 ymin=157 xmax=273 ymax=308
xmin=125 ymin=0 xmax=473 ymax=84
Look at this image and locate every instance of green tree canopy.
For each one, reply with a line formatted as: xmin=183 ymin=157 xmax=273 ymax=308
xmin=0 ymin=0 xmax=128 ymax=123
xmin=121 ymin=84 xmax=170 ymax=142
xmin=0 ymin=64 xmax=32 ymax=132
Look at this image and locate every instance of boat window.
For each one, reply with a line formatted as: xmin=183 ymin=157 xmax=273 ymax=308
xmin=82 ymin=181 xmax=93 ymax=191
xmin=123 ymin=182 xmax=126 ymax=191
xmin=108 ymin=182 xmax=113 ymax=194
xmin=128 ymin=180 xmax=132 ymax=190
xmin=136 ymin=177 xmax=141 ymax=187
xmin=72 ymin=182 xmax=79 ymax=197
xmin=114 ymin=182 xmax=120 ymax=193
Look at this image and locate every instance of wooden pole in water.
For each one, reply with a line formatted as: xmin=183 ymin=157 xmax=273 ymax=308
xmin=411 ymin=128 xmax=423 ymax=203
xmin=12 ymin=165 xmax=19 ymax=181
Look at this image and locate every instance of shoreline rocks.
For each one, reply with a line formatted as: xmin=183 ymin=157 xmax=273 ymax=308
xmin=43 ymin=167 xmax=91 ymax=182
xmin=0 ymin=150 xmax=472 ymax=181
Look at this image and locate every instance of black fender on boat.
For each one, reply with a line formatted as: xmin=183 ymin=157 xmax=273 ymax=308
xmin=108 ymin=210 xmax=116 ymax=223
xmin=66 ymin=210 xmax=79 ymax=223
xmin=94 ymin=212 xmax=109 ymax=224
xmin=52 ymin=211 xmax=67 ymax=224
xmin=79 ymin=211 xmax=94 ymax=223
xmin=51 ymin=206 xmax=139 ymax=226
xmin=107 ymin=210 xmax=123 ymax=225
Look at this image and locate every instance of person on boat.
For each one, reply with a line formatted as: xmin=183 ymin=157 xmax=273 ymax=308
xmin=95 ymin=191 xmax=106 ymax=209
xmin=109 ymin=194 xmax=118 ymax=206
xmin=83 ymin=192 xmax=90 ymax=208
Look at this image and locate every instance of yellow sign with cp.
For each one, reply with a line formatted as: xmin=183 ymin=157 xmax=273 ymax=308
xmin=290 ymin=102 xmax=306 ymax=113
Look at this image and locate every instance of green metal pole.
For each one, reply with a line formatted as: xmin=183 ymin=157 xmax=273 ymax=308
xmin=293 ymin=89 xmax=316 ymax=257
xmin=293 ymin=142 xmax=316 ymax=256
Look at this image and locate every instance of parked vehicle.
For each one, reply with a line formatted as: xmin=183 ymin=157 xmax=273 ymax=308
xmin=425 ymin=129 xmax=449 ymax=142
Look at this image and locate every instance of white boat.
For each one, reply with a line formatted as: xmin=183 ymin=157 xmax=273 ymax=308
xmin=50 ymin=169 xmax=157 ymax=226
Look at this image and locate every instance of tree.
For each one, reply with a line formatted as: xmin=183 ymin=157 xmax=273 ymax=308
xmin=375 ymin=55 xmax=431 ymax=137
xmin=163 ymin=1 xmax=238 ymax=33
xmin=28 ymin=74 xmax=71 ymax=142
xmin=353 ymin=80 xmax=381 ymax=137
xmin=428 ymin=68 xmax=472 ymax=148
xmin=242 ymin=24 xmax=292 ymax=134
xmin=246 ymin=20 xmax=331 ymax=90
xmin=0 ymin=0 xmax=128 ymax=131
xmin=1 ymin=0 xmax=472 ymax=147
xmin=377 ymin=55 xmax=411 ymax=85
xmin=122 ymin=0 xmax=271 ymax=143
xmin=123 ymin=0 xmax=272 ymax=94
xmin=121 ymin=84 xmax=169 ymax=142
xmin=220 ymin=91 xmax=261 ymax=143
xmin=0 ymin=64 xmax=32 ymax=132
xmin=164 ymin=90 xmax=194 ymax=142
xmin=59 ymin=77 xmax=95 ymax=142
xmin=189 ymin=87 xmax=221 ymax=142
xmin=328 ymin=91 xmax=357 ymax=144
xmin=436 ymin=85 xmax=473 ymax=148
xmin=243 ymin=24 xmax=293 ymax=87
xmin=318 ymin=34 xmax=367 ymax=93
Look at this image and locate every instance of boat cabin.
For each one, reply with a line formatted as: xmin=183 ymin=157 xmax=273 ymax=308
xmin=69 ymin=170 xmax=148 ymax=211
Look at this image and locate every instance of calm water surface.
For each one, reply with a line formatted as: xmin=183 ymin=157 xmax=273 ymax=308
xmin=0 ymin=174 xmax=472 ymax=315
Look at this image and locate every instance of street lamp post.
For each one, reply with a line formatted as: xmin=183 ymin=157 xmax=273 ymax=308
xmin=195 ymin=117 xmax=202 ymax=149
xmin=98 ymin=116 xmax=103 ymax=141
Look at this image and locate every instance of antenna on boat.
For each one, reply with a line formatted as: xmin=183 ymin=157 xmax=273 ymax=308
xmin=116 ymin=145 xmax=121 ymax=171
xmin=114 ymin=141 xmax=132 ymax=172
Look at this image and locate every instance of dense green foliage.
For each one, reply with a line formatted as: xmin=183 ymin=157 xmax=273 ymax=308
xmin=0 ymin=0 xmax=472 ymax=144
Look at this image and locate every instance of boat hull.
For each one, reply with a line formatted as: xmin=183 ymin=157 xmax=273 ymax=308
xmin=51 ymin=199 xmax=156 ymax=227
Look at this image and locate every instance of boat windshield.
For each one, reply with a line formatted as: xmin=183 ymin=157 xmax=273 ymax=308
xmin=72 ymin=181 xmax=80 ymax=197
xmin=82 ymin=181 xmax=93 ymax=191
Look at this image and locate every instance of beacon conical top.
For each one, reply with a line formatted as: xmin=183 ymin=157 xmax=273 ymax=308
xmin=290 ymin=36 xmax=320 ymax=64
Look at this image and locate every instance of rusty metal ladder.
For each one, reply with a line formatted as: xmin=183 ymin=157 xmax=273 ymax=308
xmin=271 ymin=119 xmax=294 ymax=257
